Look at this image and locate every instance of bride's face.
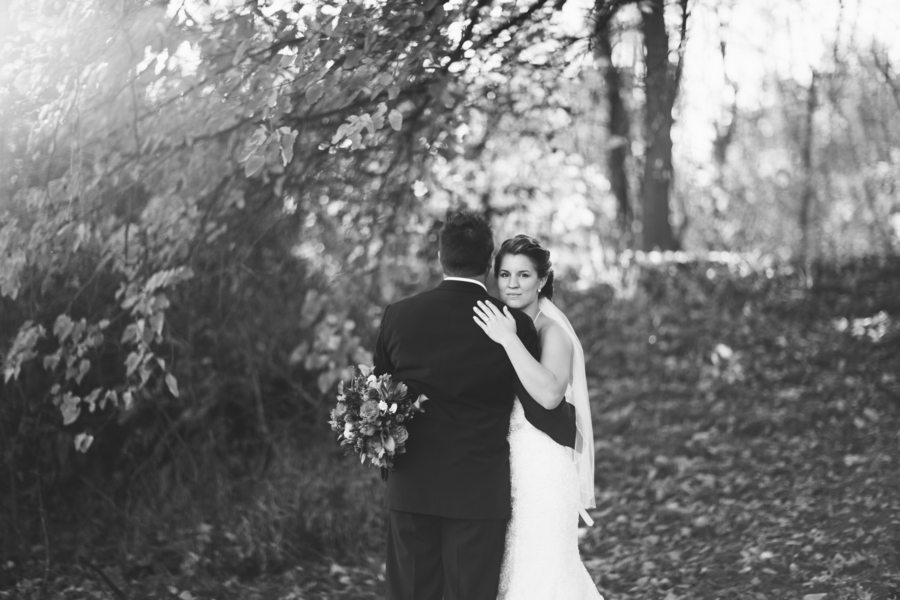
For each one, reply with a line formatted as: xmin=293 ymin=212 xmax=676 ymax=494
xmin=497 ymin=254 xmax=546 ymax=311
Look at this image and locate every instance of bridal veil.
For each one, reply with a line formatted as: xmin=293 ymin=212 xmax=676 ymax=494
xmin=538 ymin=297 xmax=596 ymax=522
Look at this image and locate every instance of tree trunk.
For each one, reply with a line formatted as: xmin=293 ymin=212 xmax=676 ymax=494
xmin=639 ymin=0 xmax=681 ymax=251
xmin=798 ymin=73 xmax=818 ymax=266
xmin=712 ymin=14 xmax=738 ymax=175
xmin=593 ymin=16 xmax=633 ymax=246
xmin=711 ymin=12 xmax=738 ymax=247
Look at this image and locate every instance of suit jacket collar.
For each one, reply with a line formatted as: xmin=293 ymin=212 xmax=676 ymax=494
xmin=437 ymin=279 xmax=489 ymax=294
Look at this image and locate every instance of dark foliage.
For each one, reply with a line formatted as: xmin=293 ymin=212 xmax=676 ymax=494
xmin=1 ymin=257 xmax=897 ymax=600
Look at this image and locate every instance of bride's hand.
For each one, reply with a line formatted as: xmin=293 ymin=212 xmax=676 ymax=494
xmin=472 ymin=301 xmax=518 ymax=346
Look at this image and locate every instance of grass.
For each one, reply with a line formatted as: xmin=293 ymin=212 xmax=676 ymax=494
xmin=1 ymin=256 xmax=898 ymax=599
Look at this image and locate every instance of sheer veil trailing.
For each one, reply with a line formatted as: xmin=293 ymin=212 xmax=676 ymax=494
xmin=538 ymin=297 xmax=596 ymax=524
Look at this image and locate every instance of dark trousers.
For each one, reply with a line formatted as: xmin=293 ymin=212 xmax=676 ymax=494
xmin=385 ymin=510 xmax=508 ymax=600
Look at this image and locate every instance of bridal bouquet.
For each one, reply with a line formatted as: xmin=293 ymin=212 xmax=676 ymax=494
xmin=329 ymin=365 xmax=427 ymax=474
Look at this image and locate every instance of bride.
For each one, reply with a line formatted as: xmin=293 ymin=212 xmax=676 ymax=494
xmin=472 ymin=235 xmax=603 ymax=600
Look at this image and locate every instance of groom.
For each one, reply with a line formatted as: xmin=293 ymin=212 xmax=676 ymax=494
xmin=373 ymin=210 xmax=575 ymax=600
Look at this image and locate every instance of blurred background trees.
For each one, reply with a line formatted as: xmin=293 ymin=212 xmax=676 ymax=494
xmin=0 ymin=0 xmax=898 ymax=581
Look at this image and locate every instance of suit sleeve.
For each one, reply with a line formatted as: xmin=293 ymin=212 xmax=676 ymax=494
xmin=373 ymin=304 xmax=394 ymax=376
xmin=511 ymin=309 xmax=577 ymax=449
xmin=516 ymin=312 xmax=542 ymax=361
xmin=511 ymin=313 xmax=542 ymax=403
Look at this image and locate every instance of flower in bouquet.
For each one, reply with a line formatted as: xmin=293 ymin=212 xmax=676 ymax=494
xmin=392 ymin=425 xmax=409 ymax=445
xmin=359 ymin=400 xmax=380 ymax=420
xmin=330 ymin=365 xmax=427 ymax=473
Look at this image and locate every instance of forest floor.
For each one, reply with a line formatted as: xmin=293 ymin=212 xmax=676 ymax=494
xmin=2 ymin=257 xmax=899 ymax=600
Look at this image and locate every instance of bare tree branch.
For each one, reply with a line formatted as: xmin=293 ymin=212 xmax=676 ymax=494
xmin=671 ymin=0 xmax=690 ymax=96
xmin=590 ymin=0 xmax=641 ymax=31
xmin=872 ymin=47 xmax=900 ymax=114
xmin=471 ymin=0 xmax=557 ymax=54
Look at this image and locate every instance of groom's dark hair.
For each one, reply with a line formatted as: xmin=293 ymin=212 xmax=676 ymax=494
xmin=439 ymin=210 xmax=494 ymax=277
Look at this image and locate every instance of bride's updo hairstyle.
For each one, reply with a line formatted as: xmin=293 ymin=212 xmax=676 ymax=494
xmin=494 ymin=235 xmax=554 ymax=300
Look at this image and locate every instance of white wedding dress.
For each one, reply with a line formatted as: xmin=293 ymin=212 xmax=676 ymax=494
xmin=497 ymin=300 xmax=603 ymax=600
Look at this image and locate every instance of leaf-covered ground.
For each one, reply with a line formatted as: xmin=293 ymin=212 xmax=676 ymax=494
xmin=574 ymin=258 xmax=900 ymax=600
xmin=2 ymin=258 xmax=898 ymax=600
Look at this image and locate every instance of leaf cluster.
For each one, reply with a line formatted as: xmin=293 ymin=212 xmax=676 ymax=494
xmin=0 ymin=0 xmax=574 ymax=561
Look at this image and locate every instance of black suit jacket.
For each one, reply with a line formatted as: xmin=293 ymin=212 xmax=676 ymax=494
xmin=373 ymin=279 xmax=575 ymax=520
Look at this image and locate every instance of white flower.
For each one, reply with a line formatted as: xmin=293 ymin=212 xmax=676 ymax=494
xmin=389 ymin=403 xmax=398 ymax=414
xmin=343 ymin=421 xmax=355 ymax=438
xmin=366 ymin=374 xmax=377 ymax=386
xmin=378 ymin=400 xmax=388 ymax=413
xmin=74 ymin=433 xmax=94 ymax=453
